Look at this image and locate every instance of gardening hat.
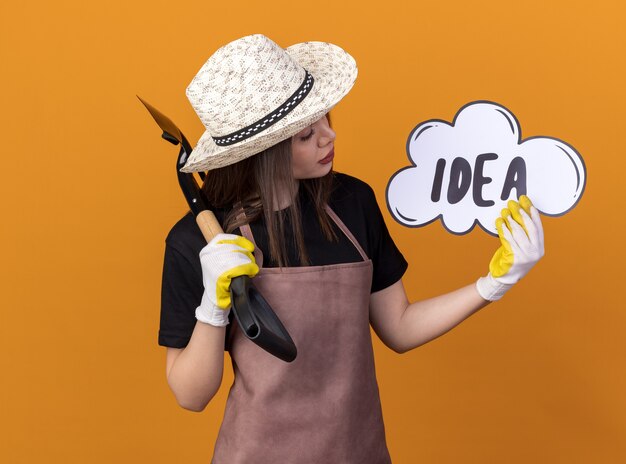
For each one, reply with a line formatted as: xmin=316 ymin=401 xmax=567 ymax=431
xmin=182 ymin=34 xmax=357 ymax=172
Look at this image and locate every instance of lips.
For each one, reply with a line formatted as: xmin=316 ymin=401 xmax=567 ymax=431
xmin=319 ymin=148 xmax=335 ymax=164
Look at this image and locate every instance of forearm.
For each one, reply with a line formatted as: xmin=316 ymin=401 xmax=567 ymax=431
xmin=394 ymin=283 xmax=490 ymax=352
xmin=166 ymin=321 xmax=226 ymax=412
xmin=370 ymin=280 xmax=490 ymax=353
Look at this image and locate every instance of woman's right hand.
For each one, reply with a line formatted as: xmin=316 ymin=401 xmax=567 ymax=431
xmin=196 ymin=233 xmax=259 ymax=326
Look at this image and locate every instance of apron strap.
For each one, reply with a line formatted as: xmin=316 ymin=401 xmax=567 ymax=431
xmin=324 ymin=205 xmax=369 ymax=261
xmin=234 ymin=202 xmax=265 ymax=268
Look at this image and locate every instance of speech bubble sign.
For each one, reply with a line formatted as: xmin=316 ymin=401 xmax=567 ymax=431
xmin=386 ymin=101 xmax=586 ymax=236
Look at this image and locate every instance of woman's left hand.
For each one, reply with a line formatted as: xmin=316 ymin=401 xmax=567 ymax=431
xmin=476 ymin=195 xmax=545 ymax=301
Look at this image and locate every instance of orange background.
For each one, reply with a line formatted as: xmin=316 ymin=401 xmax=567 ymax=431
xmin=1 ymin=0 xmax=624 ymax=462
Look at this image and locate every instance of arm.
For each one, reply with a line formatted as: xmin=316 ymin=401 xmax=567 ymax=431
xmin=165 ymin=323 xmax=226 ymax=412
xmin=371 ymin=196 xmax=544 ymax=353
xmin=370 ymin=280 xmax=490 ymax=353
xmin=163 ymin=233 xmax=259 ymax=412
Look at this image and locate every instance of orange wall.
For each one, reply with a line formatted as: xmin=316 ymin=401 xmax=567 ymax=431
xmin=1 ymin=0 xmax=624 ymax=462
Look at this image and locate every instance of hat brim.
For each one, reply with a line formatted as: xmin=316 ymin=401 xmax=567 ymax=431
xmin=181 ymin=41 xmax=357 ymax=173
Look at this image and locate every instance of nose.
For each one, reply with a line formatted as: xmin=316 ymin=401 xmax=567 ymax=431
xmin=318 ymin=122 xmax=336 ymax=147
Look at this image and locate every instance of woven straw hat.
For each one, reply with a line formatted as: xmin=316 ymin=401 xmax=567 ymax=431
xmin=181 ymin=34 xmax=357 ymax=172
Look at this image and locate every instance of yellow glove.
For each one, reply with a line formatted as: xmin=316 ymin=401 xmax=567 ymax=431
xmin=476 ymin=195 xmax=545 ymax=301
xmin=196 ymin=233 xmax=259 ymax=326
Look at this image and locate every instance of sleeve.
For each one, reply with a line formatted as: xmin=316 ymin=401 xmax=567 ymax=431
xmin=367 ymin=192 xmax=408 ymax=293
xmin=158 ymin=242 xmax=204 ymax=348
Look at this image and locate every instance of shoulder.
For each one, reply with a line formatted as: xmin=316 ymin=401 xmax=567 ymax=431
xmin=165 ymin=211 xmax=205 ymax=258
xmin=330 ymin=173 xmax=408 ymax=293
xmin=330 ymin=172 xmax=377 ymax=206
xmin=328 ymin=172 xmax=385 ymax=235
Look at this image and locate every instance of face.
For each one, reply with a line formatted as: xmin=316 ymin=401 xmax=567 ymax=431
xmin=291 ymin=115 xmax=336 ymax=179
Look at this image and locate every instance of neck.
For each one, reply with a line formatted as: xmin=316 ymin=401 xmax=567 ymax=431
xmin=273 ymin=180 xmax=300 ymax=211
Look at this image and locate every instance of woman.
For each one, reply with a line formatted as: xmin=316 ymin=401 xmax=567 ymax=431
xmin=159 ymin=34 xmax=544 ymax=463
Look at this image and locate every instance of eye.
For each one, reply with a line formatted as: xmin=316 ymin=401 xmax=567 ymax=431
xmin=300 ymin=129 xmax=315 ymax=141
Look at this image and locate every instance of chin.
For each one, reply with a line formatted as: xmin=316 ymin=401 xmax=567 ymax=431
xmin=295 ymin=164 xmax=333 ymax=180
xmin=318 ymin=163 xmax=333 ymax=177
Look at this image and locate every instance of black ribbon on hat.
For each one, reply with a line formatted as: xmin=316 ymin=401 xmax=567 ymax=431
xmin=212 ymin=71 xmax=314 ymax=147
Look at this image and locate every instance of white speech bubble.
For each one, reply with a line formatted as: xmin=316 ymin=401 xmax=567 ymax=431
xmin=386 ymin=101 xmax=586 ymax=236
